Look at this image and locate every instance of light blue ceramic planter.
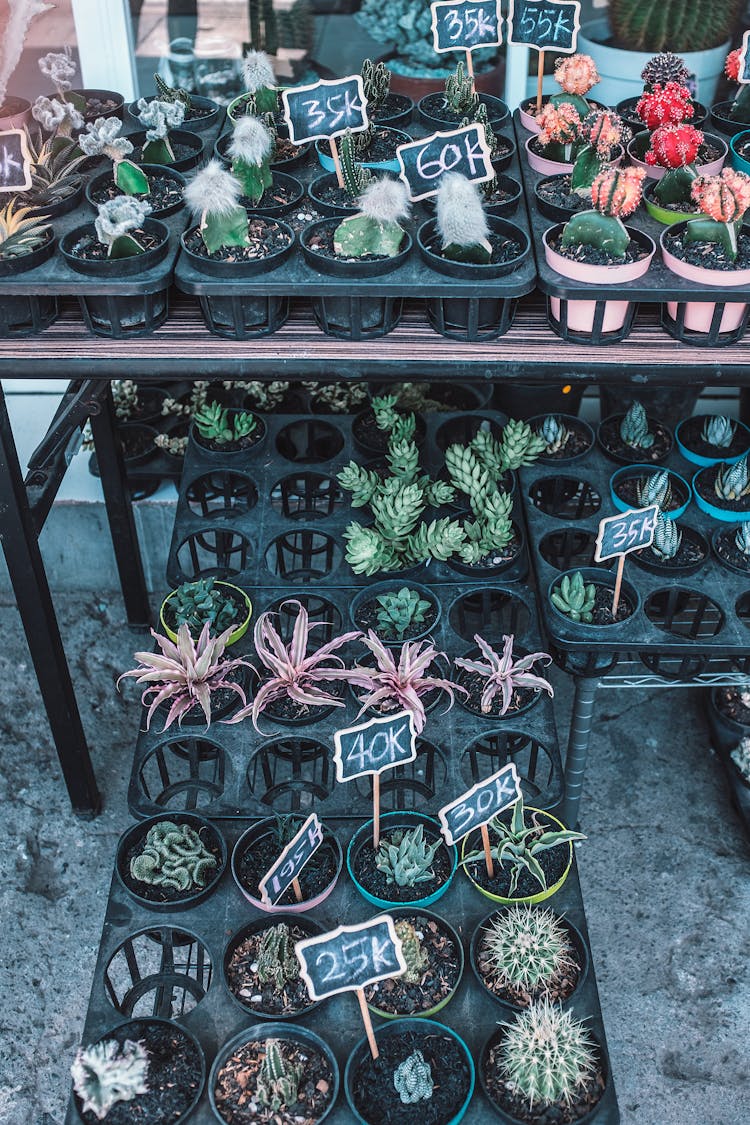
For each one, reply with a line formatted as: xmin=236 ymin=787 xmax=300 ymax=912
xmin=610 ymin=465 xmax=691 ymax=519
xmin=676 ymin=417 xmax=750 ymax=467
xmin=344 ymin=1017 xmax=475 ymax=1125
xmin=315 ymin=127 xmax=411 ymax=175
xmin=347 ymin=811 xmax=457 ymax=910
xmin=692 ymin=466 xmax=750 ymax=522
xmin=729 ymin=130 xmax=750 ymax=175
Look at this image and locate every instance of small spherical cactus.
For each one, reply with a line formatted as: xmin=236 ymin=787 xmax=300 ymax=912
xmin=645 ymin=123 xmax=703 ymax=169
xmin=553 ymin=54 xmax=599 ymax=96
xmin=537 ymin=101 xmax=581 ymax=147
xmin=590 ymin=166 xmax=645 ymax=218
xmin=498 ymin=997 xmax=597 ymax=1108
xmin=582 ymin=110 xmax=624 ymax=157
xmin=691 ymin=168 xmax=750 ymax=223
xmin=636 ymin=82 xmax=694 ymax=130
xmin=641 ymin=52 xmax=691 ymax=90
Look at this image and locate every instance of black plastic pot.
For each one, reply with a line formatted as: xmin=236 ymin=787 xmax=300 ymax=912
xmin=417 ymin=91 xmax=509 ymax=132
xmin=630 ymin=525 xmax=709 ymax=577
xmin=548 ymin=567 xmax=641 ymax=635
xmin=128 ymin=93 xmax=221 ymax=132
xmin=245 ymin=171 xmax=305 ymax=216
xmin=85 ymin=164 xmax=186 ymax=218
xmin=711 ymin=525 xmax=750 ymax=576
xmin=0 ymin=228 xmax=58 ymax=337
xmin=307 ymin=172 xmax=359 ymax=217
xmin=25 ymin=175 xmax=84 ymax=220
xmin=349 ymin=579 xmax=441 ymax=645
xmin=128 ymin=128 xmax=205 ymax=171
xmin=454 ymin=638 xmax=546 ymax=721
xmin=116 ymin=421 xmax=159 ymax=466
xmin=528 ymin=414 xmax=595 ymax=465
xmin=417 ymin=216 xmax=530 ymax=281
xmin=221 ymin=913 xmax=325 ymax=1018
xmin=370 ymin=92 xmax=414 ymax=129
xmin=491 ymin=137 xmax=518 ymax=174
xmin=597 ymin=411 xmax=674 ymax=465
xmin=533 ymin=173 xmax=588 ymax=223
xmin=707 ymin=686 xmax=750 ymax=751
xmin=616 ymin=94 xmax=707 ymax=133
xmin=709 ymin=100 xmax=750 ymax=137
xmin=180 ymin=220 xmax=295 ymax=278
xmin=446 ymin=520 xmax=527 ymax=581
xmin=232 ymin=817 xmax=343 ymax=913
xmin=189 ymin=409 xmax=268 ymax=457
xmin=115 ymin=812 xmax=227 ymax=911
xmin=65 ymin=87 xmax=124 ymax=122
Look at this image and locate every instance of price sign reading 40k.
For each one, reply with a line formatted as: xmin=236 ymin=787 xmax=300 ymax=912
xmin=333 ymin=711 xmax=417 ymax=848
xmin=594 ymin=504 xmax=659 ymax=618
xmin=431 ymin=0 xmax=503 ymax=55
xmin=438 ymin=763 xmax=521 ymax=876
xmin=0 ymin=129 xmax=32 ymax=193
xmin=281 ymin=76 xmax=369 ymax=145
xmin=396 ymin=125 xmax=493 ymax=202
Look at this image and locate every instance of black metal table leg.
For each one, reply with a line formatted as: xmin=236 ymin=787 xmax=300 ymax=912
xmin=89 ymin=384 xmax=151 ymax=628
xmin=0 ymin=385 xmax=101 ymax=816
xmin=561 ymin=675 xmax=600 ymax=828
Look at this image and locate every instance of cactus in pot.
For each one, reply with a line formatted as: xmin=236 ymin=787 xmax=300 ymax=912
xmin=444 ymin=60 xmax=479 ymax=119
xmin=256 ymin=1039 xmax=301 ymax=1112
xmin=570 ymin=109 xmax=626 ymax=194
xmin=609 ymin=0 xmax=743 ymax=54
xmin=560 ymin=165 xmax=645 ymax=260
xmin=550 ymin=54 xmax=601 ymax=118
xmin=724 ymin=47 xmax=750 ymax=122
xmin=333 ymin=177 xmax=410 ymax=259
xmin=362 ymin=57 xmax=391 ymax=117
xmin=94 ymin=197 xmax=153 ymax=258
xmin=136 ymin=96 xmax=186 ymax=164
xmin=71 ymin=1038 xmax=149 ymax=1120
xmin=683 ymin=167 xmax=750 ymax=261
xmin=79 ymin=116 xmax=150 ymax=196
xmin=715 ymin=453 xmax=750 ymax=501
xmin=497 ymin=997 xmax=597 ymax=1109
xmin=640 ymin=53 xmax=691 ymax=91
xmin=228 ymin=115 xmax=274 ymax=205
xmin=650 ymin=513 xmax=682 ymax=561
xmin=184 ymin=160 xmax=250 ymax=255
xmin=435 ymin=173 xmax=493 ymax=264
xmin=241 ymin=48 xmax=278 ymax=115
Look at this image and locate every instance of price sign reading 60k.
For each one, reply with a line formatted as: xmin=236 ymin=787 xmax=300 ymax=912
xmin=396 ymin=125 xmax=494 ymax=202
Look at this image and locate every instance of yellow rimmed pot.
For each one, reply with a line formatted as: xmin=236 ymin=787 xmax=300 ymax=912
xmin=460 ymin=806 xmax=577 ymax=906
xmin=159 ymin=581 xmax=252 ymax=646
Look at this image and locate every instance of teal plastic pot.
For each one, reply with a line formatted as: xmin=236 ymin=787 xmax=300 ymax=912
xmin=610 ymin=464 xmax=691 ymax=519
xmin=347 ymin=811 xmax=457 ymax=909
xmin=315 ymin=127 xmax=411 ymax=174
xmin=344 ymin=1016 xmax=475 ymax=1125
xmin=692 ymin=465 xmax=750 ymax=522
xmin=730 ymin=130 xmax=750 ymax=174
xmin=675 ymin=417 xmax=750 ymax=467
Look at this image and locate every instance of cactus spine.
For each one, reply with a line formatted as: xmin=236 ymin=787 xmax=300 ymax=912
xmin=340 ymin=130 xmax=373 ymax=199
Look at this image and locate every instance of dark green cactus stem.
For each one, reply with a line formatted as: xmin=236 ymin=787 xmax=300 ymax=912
xmin=109 ymin=233 xmax=147 ymax=259
xmin=472 ymin=103 xmax=497 ymax=156
xmin=257 ymin=923 xmax=300 ymax=991
xmin=154 ymin=72 xmax=191 ymax=111
xmin=114 ymin=160 xmax=151 ymax=196
xmin=445 ymin=61 xmax=478 ymax=117
xmin=653 ymin=165 xmax=697 ymax=207
xmin=609 ymin=0 xmax=743 ymax=53
xmin=333 ymin=214 xmax=404 ymax=258
xmin=684 ymin=217 xmax=741 ymax=262
xmin=570 ymin=146 xmax=606 ymax=194
xmin=256 ymin=1040 xmax=301 ymax=1112
xmin=362 ymin=58 xmax=390 ymax=114
xmin=141 ymin=136 xmax=175 ymax=165
xmin=394 ymin=918 xmax=430 ymax=984
xmin=560 ymin=211 xmax=630 ymax=259
xmin=130 ymin=820 xmax=218 ymax=891
xmin=232 ymin=157 xmax=272 ymax=205
xmin=201 ymin=208 xmax=249 ymax=255
xmin=550 ymin=90 xmax=591 ymax=118
xmin=340 ymin=130 xmax=373 ymax=199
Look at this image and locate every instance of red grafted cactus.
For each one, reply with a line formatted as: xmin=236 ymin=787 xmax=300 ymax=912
xmin=537 ymin=101 xmax=582 ymax=147
xmin=554 ymin=54 xmax=599 ymax=96
xmin=691 ymin=167 xmax=750 ymax=223
xmin=645 ymin=123 xmax=703 ymax=169
xmin=636 ymin=82 xmax=694 ymax=130
xmin=591 ymin=166 xmax=645 ymax=218
xmin=581 ymin=110 xmax=624 ymax=157
xmin=725 ymin=48 xmax=742 ymax=82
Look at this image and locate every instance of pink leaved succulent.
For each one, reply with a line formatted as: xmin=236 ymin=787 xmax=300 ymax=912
xmin=117 ymin=622 xmax=252 ymax=730
xmin=225 ymin=598 xmax=362 ymax=732
xmin=349 ymin=631 xmax=467 ymax=734
xmin=454 ymin=634 xmax=554 ymax=716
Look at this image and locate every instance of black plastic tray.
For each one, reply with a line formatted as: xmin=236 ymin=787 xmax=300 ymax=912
xmin=64 ymin=820 xmax=619 ymax=1125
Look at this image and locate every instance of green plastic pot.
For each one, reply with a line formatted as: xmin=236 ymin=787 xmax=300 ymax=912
xmin=460 ymin=807 xmax=574 ymax=905
xmin=159 ymin=581 xmax=252 ymax=645
xmin=364 ymin=906 xmax=464 ymax=1020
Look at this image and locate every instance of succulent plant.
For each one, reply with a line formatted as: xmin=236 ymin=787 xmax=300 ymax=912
xmin=117 ymin=622 xmax=251 ymax=730
xmin=393 ymin=1050 xmax=434 ymax=1104
xmin=537 ymin=101 xmax=583 ymax=157
xmin=362 ymin=58 xmax=391 ymax=115
xmin=609 ymin=0 xmax=743 ymax=54
xmin=0 ymin=201 xmax=50 ymax=259
xmin=256 ymin=1039 xmax=301 ymax=1112
xmin=646 ymin=122 xmax=703 ymax=172
xmin=38 ymin=47 xmax=77 ymax=99
xmin=715 ymin=454 xmax=750 ymax=502
xmin=462 ymin=794 xmax=585 ymax=897
xmin=79 ymin=116 xmax=150 ymax=196
xmin=686 ymin=168 xmax=750 ymax=262
xmin=444 ymin=60 xmax=479 ymax=118
xmin=435 ymin=173 xmax=493 ymax=265
xmin=730 ymin=735 xmax=750 ymax=781
xmin=481 ymin=905 xmax=577 ymax=995
xmin=241 ymin=49 xmax=278 ymax=115
xmin=619 ymin=401 xmax=655 ymax=450
xmin=394 ymin=918 xmax=429 ymax=983
xmin=130 ymin=820 xmax=218 ymax=891
xmin=169 ymin=578 xmax=240 ymax=637
xmin=375 ymin=587 xmax=432 ymax=641
xmin=193 ymin=400 xmax=257 ymax=444
xmin=137 ymin=97 xmax=186 ymax=163
xmin=334 ymin=177 xmax=410 ymax=259
xmin=228 ymin=115 xmax=274 ymax=204
xmin=550 ymin=572 xmax=597 ymax=624
xmin=94 ymin=197 xmax=153 ymax=258
xmin=650 ymin=513 xmax=682 ymax=560
xmin=340 ymin=129 xmax=374 ymax=199
xmin=735 ymin=523 xmax=750 ymax=556
xmin=226 ymin=599 xmax=361 ymax=732
xmin=454 ymin=634 xmax=553 ymax=715
xmin=636 ymin=468 xmax=673 ymax=510
xmin=184 ymin=160 xmax=249 ymax=255
xmin=376 ymin=822 xmax=441 ymax=887
xmin=350 ymin=631 xmax=465 ymax=734
xmin=31 ymin=93 xmax=83 ymax=138
xmin=539 ymin=416 xmax=570 ymax=454
xmin=637 ymin=81 xmax=694 ymax=131
xmin=20 ymin=129 xmax=87 ymax=208
xmin=551 ymin=54 xmax=600 ymax=117
xmin=641 ymin=52 xmax=691 ymax=90
xmin=701 ymin=415 xmax=736 ymax=448
xmin=561 ymin=166 xmax=645 ymax=259
xmin=498 ymin=997 xmax=597 ymax=1108
xmin=257 ymin=923 xmax=300 ymax=992
xmin=154 ymin=71 xmax=192 ymax=111
xmin=71 ymin=1038 xmax=149 ymax=1121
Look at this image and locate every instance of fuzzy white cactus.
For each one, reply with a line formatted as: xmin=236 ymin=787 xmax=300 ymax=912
xmin=242 ymin=49 xmax=276 ymax=94
xmin=32 ymin=94 xmax=83 ymax=136
xmin=95 ymin=196 xmax=152 ymax=257
xmin=334 ymin=176 xmax=409 ymax=260
xmin=229 ymin=115 xmax=273 ymax=165
xmin=435 ymin=173 xmax=492 ymax=264
xmin=0 ymin=0 xmax=54 ymax=109
xmin=38 ymin=48 xmax=76 ymax=94
xmin=184 ymin=160 xmax=249 ymax=254
xmin=137 ymin=97 xmax=185 ymax=141
xmin=357 ymin=177 xmax=411 ymax=224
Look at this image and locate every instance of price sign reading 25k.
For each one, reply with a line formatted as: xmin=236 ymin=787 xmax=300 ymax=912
xmin=438 ymin=762 xmax=521 ymax=846
xmin=397 ymin=125 xmax=493 ymax=202
xmin=296 ymin=916 xmax=406 ymax=1001
xmin=507 ymin=0 xmax=581 ymax=53
xmin=281 ymin=76 xmax=369 ymax=145
xmin=594 ymin=505 xmax=659 ymax=563
xmin=431 ymin=0 xmax=503 ymax=54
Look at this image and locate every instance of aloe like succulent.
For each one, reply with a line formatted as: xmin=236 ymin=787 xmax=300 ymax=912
xmin=650 ymin=513 xmax=682 ymax=560
xmin=715 ymin=453 xmax=750 ymax=502
xmin=619 ymin=401 xmax=655 ymax=450
xmin=701 ymin=415 xmax=735 ymax=448
xmin=375 ymin=587 xmax=432 ymax=641
xmin=539 ymin=416 xmax=570 ymax=454
xmin=454 ymin=634 xmax=553 ymax=716
xmin=636 ymin=468 xmax=672 ymax=510
xmin=376 ymin=822 xmax=441 ymax=886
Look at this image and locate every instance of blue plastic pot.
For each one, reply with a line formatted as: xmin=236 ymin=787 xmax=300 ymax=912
xmin=610 ymin=464 xmax=691 ymax=519
xmin=344 ymin=1016 xmax=475 ymax=1125
xmin=730 ymin=129 xmax=750 ymax=174
xmin=347 ymin=811 xmax=457 ymax=909
xmin=692 ymin=465 xmax=750 ymax=522
xmin=675 ymin=417 xmax=750 ymax=467
xmin=315 ymin=127 xmax=411 ymax=174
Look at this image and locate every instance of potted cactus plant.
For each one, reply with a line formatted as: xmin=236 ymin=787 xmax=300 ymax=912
xmin=529 ymin=414 xmax=595 ymax=464
xmin=361 ymin=57 xmax=414 ymax=129
xmin=543 ymin=166 xmax=655 ymax=342
xmin=25 ymin=100 xmax=87 ymax=217
xmin=526 ymin=104 xmax=625 ymax=177
xmin=519 ymin=54 xmax=605 ymax=133
xmin=222 ymin=915 xmax=325 ymax=1019
xmin=38 ymin=48 xmax=123 ymax=127
xmin=470 ymin=904 xmax=589 ymax=1012
xmin=617 ymin=52 xmax=708 ymax=132
xmin=71 ymin=1018 xmax=205 ymax=1124
xmin=364 ymin=908 xmax=464 ymax=1019
xmin=676 ymin=413 xmax=750 ymax=466
xmin=159 ymin=578 xmax=252 ymax=645
xmin=115 ymin=812 xmax=227 ymax=911
xmin=350 ymin=582 xmax=440 ymax=645
xmin=232 ymin=814 xmax=343 ymax=913
xmin=227 ymin=115 xmax=303 ymax=215
xmin=308 ymin=130 xmax=373 ymax=218
xmin=609 ymin=465 xmax=691 ymax=518
xmin=128 ymin=72 xmax=221 ymax=133
xmin=549 ymin=568 xmax=639 ymax=628
xmin=598 ymin=400 xmax=674 ymax=464
xmin=629 ymin=512 xmax=709 ymax=576
xmin=417 ymin=60 xmax=508 ymax=133
xmin=210 ymin=1025 xmax=338 ymax=1125
xmin=453 ymin=634 xmax=554 ymax=720
xmin=347 ymin=812 xmax=458 ymax=909
xmin=227 ymin=49 xmax=280 ymax=123
xmin=693 ymin=451 xmax=750 ymax=521
xmin=712 ymin=520 xmax=750 ymax=574
xmin=0 ymin=2 xmax=58 ymax=131
xmin=316 ymin=120 xmax=412 ymax=177
xmin=82 ymin=118 xmax=186 ymax=221
xmin=0 ymin=200 xmax=57 ymax=338
xmin=533 ymin=111 xmax=627 ymax=222
xmin=661 ymin=167 xmax=750 ymax=343
xmin=712 ymin=46 xmax=750 ymax=135
xmin=628 ymin=119 xmax=726 ymax=183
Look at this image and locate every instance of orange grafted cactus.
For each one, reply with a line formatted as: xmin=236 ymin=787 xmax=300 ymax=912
xmin=591 ymin=166 xmax=645 ymax=218
xmin=691 ymin=168 xmax=750 ymax=223
xmin=553 ymin=54 xmax=599 ymax=96
xmin=537 ymin=101 xmax=581 ymax=147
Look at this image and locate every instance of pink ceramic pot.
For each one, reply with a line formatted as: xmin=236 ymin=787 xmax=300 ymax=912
xmin=627 ymin=132 xmax=727 ymax=181
xmin=0 ymin=96 xmax=31 ymax=131
xmin=543 ymin=223 xmax=656 ymax=335
xmin=661 ymin=224 xmax=750 ymax=334
xmin=525 ymin=135 xmax=623 ymax=175
xmin=518 ymin=97 xmax=609 ymax=135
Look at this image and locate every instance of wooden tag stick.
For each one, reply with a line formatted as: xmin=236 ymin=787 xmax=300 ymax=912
xmin=480 ymin=823 xmax=495 ymax=878
xmin=611 ymin=553 xmax=625 ymax=618
xmin=536 ymin=50 xmax=545 ymax=112
xmin=466 ymin=50 xmax=475 ymax=87
xmin=357 ymin=987 xmax=380 ymax=1059
xmin=329 ymin=136 xmax=344 ymax=188
xmin=373 ymin=772 xmax=380 ymax=850
xmin=292 ymin=877 xmax=303 ymax=902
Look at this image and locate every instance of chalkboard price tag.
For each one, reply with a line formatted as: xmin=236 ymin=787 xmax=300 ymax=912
xmin=258 ymin=813 xmax=323 ymax=907
xmin=507 ymin=0 xmax=581 ymax=53
xmin=333 ymin=711 xmax=417 ymax=782
xmin=594 ymin=505 xmax=659 ymax=563
xmin=296 ymin=916 xmax=406 ymax=1001
xmin=0 ymin=129 xmax=32 ymax=193
xmin=396 ymin=125 xmax=494 ymax=202
xmin=438 ymin=762 xmax=521 ymax=846
xmin=431 ymin=0 xmax=503 ymax=54
xmin=737 ymin=30 xmax=750 ymax=84
xmin=281 ymin=76 xmax=369 ymax=145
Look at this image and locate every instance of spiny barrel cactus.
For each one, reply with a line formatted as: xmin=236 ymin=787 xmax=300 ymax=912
xmin=551 ymin=572 xmax=596 ymax=624
xmin=394 ymin=918 xmax=429 ymax=983
xmin=651 ymin=513 xmax=682 ymax=560
xmin=735 ymin=523 xmax=750 ymax=556
xmin=539 ymin=416 xmax=570 ymax=454
xmin=71 ymin=1038 xmax=149 ymax=1121
xmin=256 ymin=1039 xmax=301 ymax=1112
xmin=445 ymin=60 xmax=478 ymax=117
xmin=715 ymin=454 xmax=750 ymax=501
xmin=499 ymin=997 xmax=596 ymax=1107
xmin=137 ymin=97 xmax=185 ymax=164
xmin=609 ymin=0 xmax=743 ymax=54
xmin=257 ymin=923 xmax=300 ymax=991
xmin=229 ymin=115 xmax=273 ymax=204
xmin=375 ymin=587 xmax=431 ymax=640
xmin=333 ymin=178 xmax=410 ymax=259
xmin=376 ymin=823 xmax=440 ymax=887
xmin=170 ymin=577 xmax=239 ymax=636
xmin=482 ymin=905 xmax=576 ymax=992
xmin=701 ymin=415 xmax=736 ymax=448
xmin=435 ymin=173 xmax=492 ymax=265
xmin=184 ymin=160 xmax=249 ymax=255
xmin=687 ymin=168 xmax=750 ymax=261
xmin=636 ymin=469 xmax=672 ymax=510
xmin=619 ymin=402 xmax=654 ymax=450
xmin=393 ymin=1050 xmax=434 ymax=1104
xmin=362 ymin=58 xmax=390 ymax=114
xmin=94 ymin=197 xmax=152 ymax=259
xmin=130 ymin=820 xmax=218 ymax=891
xmin=340 ymin=129 xmax=373 ymax=199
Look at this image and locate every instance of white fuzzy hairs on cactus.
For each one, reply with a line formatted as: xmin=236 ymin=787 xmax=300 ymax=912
xmin=32 ymin=93 xmax=83 ymax=133
xmin=184 ymin=159 xmax=245 ymax=217
xmin=242 ymin=49 xmax=275 ymax=93
xmin=229 ymin=116 xmax=273 ymax=165
xmin=357 ymin=177 xmax=411 ymax=224
xmin=0 ymin=0 xmax=54 ymax=108
xmin=436 ymin=172 xmax=490 ymax=249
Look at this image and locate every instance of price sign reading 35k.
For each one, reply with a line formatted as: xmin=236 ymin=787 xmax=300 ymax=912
xmin=281 ymin=76 xmax=369 ymax=145
xmin=396 ymin=125 xmax=493 ymax=201
xmin=594 ymin=505 xmax=659 ymax=563
xmin=431 ymin=0 xmax=503 ymax=54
